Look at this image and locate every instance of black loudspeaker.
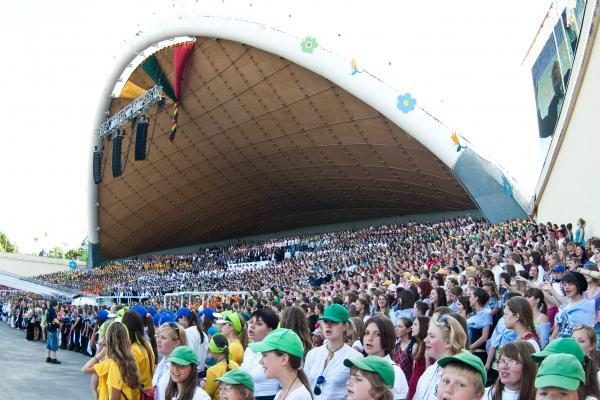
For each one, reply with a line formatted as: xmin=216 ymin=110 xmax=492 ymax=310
xmin=93 ymin=150 xmax=102 ymax=184
xmin=135 ymin=121 xmax=149 ymax=161
xmin=112 ymin=135 xmax=123 ymax=178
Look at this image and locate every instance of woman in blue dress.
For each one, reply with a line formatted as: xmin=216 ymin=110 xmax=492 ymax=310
xmin=550 ymin=271 xmax=595 ymax=339
xmin=524 ymin=288 xmax=551 ymax=349
xmin=467 ymin=287 xmax=493 ymax=364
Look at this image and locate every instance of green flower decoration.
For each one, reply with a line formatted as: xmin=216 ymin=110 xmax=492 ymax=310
xmin=301 ymin=36 xmax=318 ymax=54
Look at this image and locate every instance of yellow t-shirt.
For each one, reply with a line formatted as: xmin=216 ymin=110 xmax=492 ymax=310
xmin=131 ymin=342 xmax=155 ymax=390
xmin=204 ymin=360 xmax=240 ymax=400
xmin=93 ymin=359 xmax=110 ymax=400
xmin=228 ymin=341 xmax=244 ymax=365
xmin=106 ymin=358 xmax=139 ymax=400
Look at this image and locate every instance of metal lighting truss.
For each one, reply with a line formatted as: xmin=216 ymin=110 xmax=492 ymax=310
xmin=97 ymin=85 xmax=163 ymax=138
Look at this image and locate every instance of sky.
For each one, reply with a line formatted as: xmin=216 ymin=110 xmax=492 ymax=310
xmin=0 ymin=0 xmax=554 ymax=255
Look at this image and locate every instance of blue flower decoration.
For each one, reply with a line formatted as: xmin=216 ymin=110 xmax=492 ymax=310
xmin=397 ymin=93 xmax=416 ymax=113
xmin=501 ymin=176 xmax=513 ymax=198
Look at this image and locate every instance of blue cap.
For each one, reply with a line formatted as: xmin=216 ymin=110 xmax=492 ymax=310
xmin=152 ymin=313 xmax=162 ymax=327
xmin=160 ymin=311 xmax=177 ymax=324
xmin=131 ymin=305 xmax=147 ymax=318
xmin=96 ymin=309 xmax=109 ymax=322
xmin=203 ymin=308 xmax=215 ymax=320
xmin=553 ymin=265 xmax=566 ymax=272
xmin=147 ymin=307 xmax=157 ymax=316
xmin=176 ymin=307 xmax=191 ymax=319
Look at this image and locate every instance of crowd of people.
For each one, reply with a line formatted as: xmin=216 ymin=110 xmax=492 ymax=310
xmin=1 ymin=215 xmax=599 ymax=400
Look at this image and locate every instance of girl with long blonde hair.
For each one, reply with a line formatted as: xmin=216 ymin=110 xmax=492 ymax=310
xmin=106 ymin=322 xmax=142 ymax=400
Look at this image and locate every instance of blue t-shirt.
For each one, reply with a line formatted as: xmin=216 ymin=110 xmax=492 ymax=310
xmin=555 ymin=299 xmax=595 ymax=338
xmin=449 ymin=301 xmax=458 ymax=313
xmin=467 ymin=309 xmax=493 ymax=350
xmin=536 ymin=322 xmax=551 ymax=349
xmin=489 ymin=317 xmax=517 ymax=350
xmin=488 ymin=296 xmax=500 ymax=311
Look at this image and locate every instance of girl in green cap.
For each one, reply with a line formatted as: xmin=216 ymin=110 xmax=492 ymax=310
xmin=165 ymin=345 xmax=211 ymax=400
xmin=344 ymin=356 xmax=394 ymax=400
xmin=535 ymin=353 xmax=585 ymax=400
xmin=216 ymin=369 xmax=255 ymax=400
xmin=249 ymin=328 xmax=312 ymax=400
xmin=304 ymin=304 xmax=363 ymax=400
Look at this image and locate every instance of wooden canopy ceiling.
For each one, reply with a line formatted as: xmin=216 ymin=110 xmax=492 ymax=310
xmin=98 ymin=38 xmax=474 ymax=259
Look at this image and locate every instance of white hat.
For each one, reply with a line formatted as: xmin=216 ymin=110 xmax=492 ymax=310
xmin=387 ymin=284 xmax=397 ymax=292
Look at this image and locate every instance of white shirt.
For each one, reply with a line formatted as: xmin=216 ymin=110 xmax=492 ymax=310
xmin=185 ymin=326 xmax=209 ymax=372
xmin=492 ymin=265 xmax=503 ymax=285
xmin=152 ymin=358 xmax=171 ymax=400
xmin=514 ymin=263 xmax=525 ymax=273
xmin=483 ymin=387 xmax=519 ymax=400
xmin=384 ymin=354 xmax=408 ymax=400
xmin=533 ymin=265 xmax=545 ymax=285
xmin=525 ymin=337 xmax=541 ymax=352
xmin=274 ymin=385 xmax=313 ymax=400
xmin=171 ymin=387 xmax=211 ymax=400
xmin=413 ymin=362 xmax=442 ymax=400
xmin=305 ymin=343 xmax=363 ymax=400
xmin=240 ymin=347 xmax=280 ymax=396
xmin=352 ymin=339 xmax=364 ymax=353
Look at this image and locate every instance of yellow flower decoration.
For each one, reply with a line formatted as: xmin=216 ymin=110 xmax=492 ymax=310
xmin=451 ymin=132 xmax=460 ymax=145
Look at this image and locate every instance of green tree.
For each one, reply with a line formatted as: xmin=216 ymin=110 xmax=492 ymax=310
xmin=0 ymin=232 xmax=17 ymax=253
xmin=49 ymin=246 xmax=64 ymax=259
xmin=64 ymin=242 xmax=89 ymax=262
xmin=65 ymin=248 xmax=80 ymax=259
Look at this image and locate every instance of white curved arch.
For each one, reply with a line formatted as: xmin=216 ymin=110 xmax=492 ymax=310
xmin=88 ymin=15 xmax=460 ymax=247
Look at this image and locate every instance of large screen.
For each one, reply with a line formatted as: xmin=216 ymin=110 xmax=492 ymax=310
xmin=532 ymin=0 xmax=586 ymax=156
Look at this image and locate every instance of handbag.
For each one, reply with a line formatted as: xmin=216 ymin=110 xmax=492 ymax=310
xmin=121 ymin=387 xmax=155 ymax=400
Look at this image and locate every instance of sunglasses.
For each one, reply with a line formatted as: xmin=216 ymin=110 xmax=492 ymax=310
xmin=313 ymin=375 xmax=325 ymax=395
xmin=163 ymin=322 xmax=180 ymax=339
xmin=435 ymin=316 xmax=452 ymax=329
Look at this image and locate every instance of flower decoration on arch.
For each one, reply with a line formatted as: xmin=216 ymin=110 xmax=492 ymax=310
xmin=350 ymin=58 xmax=364 ymax=75
xmin=301 ymin=36 xmax=319 ymax=54
xmin=396 ymin=93 xmax=416 ymax=113
xmin=451 ymin=131 xmax=467 ymax=152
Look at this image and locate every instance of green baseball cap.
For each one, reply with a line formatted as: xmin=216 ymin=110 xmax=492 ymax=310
xmin=531 ymin=338 xmax=585 ymax=363
xmin=343 ymin=356 xmax=395 ymax=388
xmin=167 ymin=346 xmax=198 ymax=366
xmin=215 ymin=369 xmax=254 ymax=392
xmin=249 ymin=328 xmax=304 ymax=359
xmin=320 ymin=304 xmax=350 ymax=323
xmin=438 ymin=351 xmax=487 ymax=387
xmin=535 ymin=353 xmax=585 ymax=390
